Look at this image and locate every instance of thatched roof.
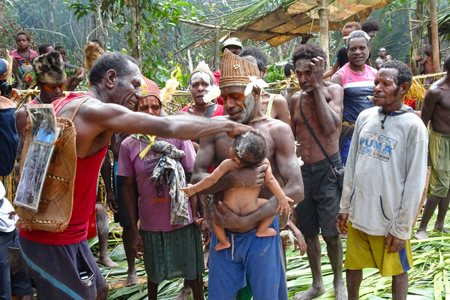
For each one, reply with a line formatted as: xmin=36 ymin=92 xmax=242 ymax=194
xmin=231 ymin=0 xmax=394 ymax=47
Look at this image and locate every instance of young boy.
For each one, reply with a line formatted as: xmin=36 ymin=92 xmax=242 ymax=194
xmin=336 ymin=60 xmax=428 ymax=300
xmin=182 ymin=131 xmax=293 ymax=251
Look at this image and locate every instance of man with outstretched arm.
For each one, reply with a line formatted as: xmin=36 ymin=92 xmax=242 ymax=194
xmin=415 ymin=54 xmax=450 ymax=240
xmin=191 ymin=49 xmax=303 ymax=300
xmin=290 ymin=43 xmax=346 ymax=300
xmin=336 ymin=60 xmax=428 ymax=300
xmin=18 ymin=51 xmax=253 ymax=300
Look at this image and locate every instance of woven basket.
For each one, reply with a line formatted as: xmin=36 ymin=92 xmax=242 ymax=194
xmin=16 ymin=117 xmax=77 ymax=232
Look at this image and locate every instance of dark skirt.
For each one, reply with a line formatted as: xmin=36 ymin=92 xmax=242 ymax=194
xmin=140 ymin=223 xmax=205 ymax=284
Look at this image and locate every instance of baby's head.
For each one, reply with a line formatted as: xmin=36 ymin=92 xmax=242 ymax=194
xmin=230 ymin=131 xmax=267 ymax=167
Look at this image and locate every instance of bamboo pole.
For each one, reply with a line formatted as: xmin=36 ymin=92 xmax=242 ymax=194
xmin=412 ymin=167 xmax=431 ymax=231
xmin=429 ymin=0 xmax=440 ymax=73
xmin=318 ymin=0 xmax=330 ymax=69
xmin=214 ymin=28 xmax=220 ymax=71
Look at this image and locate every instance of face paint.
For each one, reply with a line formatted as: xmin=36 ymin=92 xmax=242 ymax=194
xmin=236 ymin=93 xmax=256 ymax=123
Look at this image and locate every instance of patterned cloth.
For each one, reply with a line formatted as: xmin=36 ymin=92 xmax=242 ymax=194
xmin=149 ymin=141 xmax=190 ymax=225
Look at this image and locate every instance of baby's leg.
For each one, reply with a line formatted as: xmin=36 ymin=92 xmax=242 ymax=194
xmin=212 ymin=219 xmax=231 ymax=251
xmin=255 ymin=198 xmax=277 ymax=237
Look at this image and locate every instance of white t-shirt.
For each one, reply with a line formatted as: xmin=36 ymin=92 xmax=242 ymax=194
xmin=0 ymin=181 xmax=17 ymax=233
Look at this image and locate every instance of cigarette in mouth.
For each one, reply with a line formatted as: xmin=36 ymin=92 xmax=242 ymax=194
xmin=367 ymin=96 xmax=374 ymax=101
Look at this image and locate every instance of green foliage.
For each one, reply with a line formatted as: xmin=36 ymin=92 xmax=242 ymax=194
xmin=266 ymin=65 xmax=285 ymax=83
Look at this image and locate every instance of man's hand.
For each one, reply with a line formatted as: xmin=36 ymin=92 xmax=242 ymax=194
xmin=0 ymin=93 xmax=18 ymax=109
xmin=130 ymin=230 xmax=145 ymax=260
xmin=335 ymin=213 xmax=349 ymax=234
xmin=385 ymin=233 xmax=406 ymax=253
xmin=235 ymin=164 xmax=268 ymax=188
xmin=227 ymin=122 xmax=256 ymax=138
xmin=213 ymin=201 xmax=243 ymax=229
xmin=309 ymin=57 xmax=325 ymax=90
xmin=106 ymin=191 xmax=118 ymax=214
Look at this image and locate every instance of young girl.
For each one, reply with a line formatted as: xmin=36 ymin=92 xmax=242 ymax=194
xmin=10 ymin=32 xmax=38 ymax=87
xmin=182 ymin=131 xmax=293 ymax=251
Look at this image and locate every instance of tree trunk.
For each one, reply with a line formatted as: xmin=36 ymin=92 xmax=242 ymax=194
xmin=318 ymin=0 xmax=330 ymax=69
xmin=130 ymin=0 xmax=142 ymax=67
xmin=411 ymin=1 xmax=423 ymax=75
xmin=429 ymin=0 xmax=440 ymax=72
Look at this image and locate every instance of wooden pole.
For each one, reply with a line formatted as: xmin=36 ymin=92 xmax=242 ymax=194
xmin=318 ymin=0 xmax=330 ymax=69
xmin=214 ymin=28 xmax=220 ymax=71
xmin=429 ymin=0 xmax=440 ymax=73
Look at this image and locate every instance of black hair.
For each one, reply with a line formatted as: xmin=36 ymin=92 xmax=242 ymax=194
xmin=232 ymin=132 xmax=267 ymax=167
xmin=38 ymin=43 xmax=53 ymax=55
xmin=361 ymin=20 xmax=380 ymax=33
xmin=92 ymin=39 xmax=103 ymax=49
xmin=425 ymin=46 xmax=433 ymax=56
xmin=341 ymin=21 xmax=361 ymax=35
xmin=347 ymin=30 xmax=370 ymax=47
xmin=292 ymin=43 xmax=326 ymax=68
xmin=444 ymin=54 xmax=450 ymax=72
xmin=284 ymin=62 xmax=294 ymax=77
xmin=54 ymin=45 xmax=65 ymax=52
xmin=238 ymin=46 xmax=268 ymax=71
xmin=16 ymin=32 xmax=30 ymax=42
xmin=89 ymin=51 xmax=138 ymax=86
xmin=380 ymin=60 xmax=413 ymax=93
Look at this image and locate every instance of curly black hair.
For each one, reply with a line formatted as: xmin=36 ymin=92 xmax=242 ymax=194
xmin=38 ymin=44 xmax=53 ymax=55
xmin=362 ymin=20 xmax=380 ymax=33
xmin=232 ymin=132 xmax=267 ymax=167
xmin=54 ymin=45 xmax=65 ymax=52
xmin=89 ymin=52 xmax=138 ymax=86
xmin=16 ymin=32 xmax=30 ymax=42
xmin=292 ymin=43 xmax=327 ymax=68
xmin=341 ymin=21 xmax=361 ymax=35
xmin=444 ymin=54 xmax=450 ymax=72
xmin=239 ymin=46 xmax=268 ymax=72
xmin=380 ymin=60 xmax=413 ymax=93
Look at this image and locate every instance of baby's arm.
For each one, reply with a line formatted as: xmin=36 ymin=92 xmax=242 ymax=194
xmin=262 ymin=158 xmax=293 ymax=214
xmin=181 ymin=159 xmax=239 ymax=197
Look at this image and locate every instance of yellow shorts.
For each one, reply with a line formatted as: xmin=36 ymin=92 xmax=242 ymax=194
xmin=344 ymin=222 xmax=413 ymax=277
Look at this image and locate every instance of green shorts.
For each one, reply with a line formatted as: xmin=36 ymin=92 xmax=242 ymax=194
xmin=428 ymin=129 xmax=450 ymax=198
xmin=140 ymin=223 xmax=204 ymax=284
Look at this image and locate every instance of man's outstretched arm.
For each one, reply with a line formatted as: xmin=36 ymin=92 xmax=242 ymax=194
xmin=89 ymin=103 xmax=255 ymax=140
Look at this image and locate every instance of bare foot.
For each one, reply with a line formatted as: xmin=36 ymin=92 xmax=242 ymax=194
xmin=293 ymin=286 xmax=325 ymax=300
xmin=174 ymin=285 xmax=192 ymax=300
xmin=414 ymin=230 xmax=429 ymax=240
xmin=97 ymin=256 xmax=119 ymax=267
xmin=435 ymin=227 xmax=449 ymax=235
xmin=256 ymin=228 xmax=277 ymax=237
xmin=215 ymin=242 xmax=231 ymax=251
xmin=334 ymin=280 xmax=347 ymax=300
xmin=125 ymin=270 xmax=138 ymax=287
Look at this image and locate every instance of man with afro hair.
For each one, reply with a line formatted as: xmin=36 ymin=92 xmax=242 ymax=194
xmin=290 ymin=42 xmax=346 ymax=300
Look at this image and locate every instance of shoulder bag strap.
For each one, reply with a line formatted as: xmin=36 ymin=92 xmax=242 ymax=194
xmin=298 ymin=94 xmax=336 ymax=169
xmin=70 ymin=96 xmax=92 ymax=121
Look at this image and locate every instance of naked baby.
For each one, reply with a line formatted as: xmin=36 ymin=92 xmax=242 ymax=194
xmin=181 ymin=131 xmax=293 ymax=251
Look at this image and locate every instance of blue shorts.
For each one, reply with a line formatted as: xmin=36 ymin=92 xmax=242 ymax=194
xmin=0 ymin=228 xmax=34 ymax=299
xmin=208 ymin=215 xmax=288 ymax=300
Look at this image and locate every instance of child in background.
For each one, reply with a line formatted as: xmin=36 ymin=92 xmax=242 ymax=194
xmin=10 ymin=32 xmax=38 ymax=88
xmin=182 ymin=131 xmax=294 ymax=251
